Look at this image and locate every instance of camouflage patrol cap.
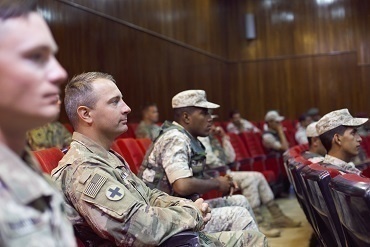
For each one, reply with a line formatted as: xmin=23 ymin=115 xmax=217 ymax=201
xmin=172 ymin=90 xmax=220 ymax=109
xmin=306 ymin=122 xmax=319 ymax=137
xmin=316 ymin=108 xmax=368 ymax=135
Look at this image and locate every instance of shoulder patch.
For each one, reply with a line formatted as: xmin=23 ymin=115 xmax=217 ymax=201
xmin=105 ymin=185 xmax=124 ymax=201
xmin=83 ymin=173 xmax=107 ymax=198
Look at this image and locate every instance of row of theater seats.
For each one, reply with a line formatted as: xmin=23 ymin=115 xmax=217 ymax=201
xmin=284 ymin=145 xmax=370 ymax=247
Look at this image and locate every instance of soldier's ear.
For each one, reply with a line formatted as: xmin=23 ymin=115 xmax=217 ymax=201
xmin=333 ymin=133 xmax=342 ymax=146
xmin=183 ymin=112 xmax=191 ymax=124
xmin=77 ymin=106 xmax=93 ymax=124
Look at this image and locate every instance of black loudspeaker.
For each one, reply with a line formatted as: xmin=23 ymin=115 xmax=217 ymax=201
xmin=245 ymin=13 xmax=256 ymax=39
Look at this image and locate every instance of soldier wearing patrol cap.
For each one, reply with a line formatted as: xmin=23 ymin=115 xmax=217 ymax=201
xmin=52 ymin=74 xmax=267 ymax=246
xmin=0 ymin=1 xmax=76 ymax=246
xmin=317 ymin=108 xmax=368 ymax=175
xmin=301 ymin=122 xmax=327 ymax=163
xmin=139 ymin=90 xmax=269 ymax=244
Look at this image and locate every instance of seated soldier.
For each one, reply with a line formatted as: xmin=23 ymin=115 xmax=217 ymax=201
xmin=294 ymin=113 xmax=312 ymax=145
xmin=301 ymin=122 xmax=327 ymax=163
xmin=135 ymin=102 xmax=161 ymax=140
xmin=139 ymin=90 xmax=266 ymax=235
xmin=262 ymin=111 xmax=289 ymax=154
xmin=227 ymin=110 xmax=260 ymax=134
xmin=27 ymin=121 xmax=72 ymax=151
xmin=316 ymin=108 xmax=368 ymax=175
xmin=52 ymin=73 xmax=267 ymax=246
xmin=199 ymin=123 xmax=300 ymax=237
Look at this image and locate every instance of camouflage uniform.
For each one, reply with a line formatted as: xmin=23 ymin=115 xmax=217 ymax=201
xmin=0 ymin=144 xmax=76 ymax=247
xmin=199 ymin=135 xmax=274 ymax=209
xmin=226 ymin=119 xmax=260 ymax=134
xmin=262 ymin=130 xmax=283 ymax=154
xmin=321 ymin=155 xmax=362 ymax=175
xmin=139 ymin=122 xmax=261 ymax=233
xmin=27 ymin=121 xmax=72 ymax=151
xmin=52 ymin=132 xmax=267 ymax=247
xmin=135 ymin=121 xmax=161 ymax=141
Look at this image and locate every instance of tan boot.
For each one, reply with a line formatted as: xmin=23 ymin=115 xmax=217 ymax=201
xmin=267 ymin=201 xmax=301 ymax=228
xmin=254 ymin=207 xmax=281 ymax=238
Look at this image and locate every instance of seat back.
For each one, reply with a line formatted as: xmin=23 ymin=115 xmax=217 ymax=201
xmin=330 ymin=174 xmax=370 ymax=247
xmin=33 ymin=147 xmax=65 ymax=174
xmin=136 ymin=138 xmax=152 ymax=153
xmin=113 ymin=138 xmax=144 ymax=174
xmin=301 ymin=164 xmax=346 ymax=247
xmin=239 ymin=132 xmax=265 ymax=156
xmin=228 ymin=133 xmax=251 ymax=160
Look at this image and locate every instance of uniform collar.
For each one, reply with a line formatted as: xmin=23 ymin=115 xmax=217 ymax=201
xmin=71 ymin=132 xmax=122 ymax=169
xmin=323 ymin=154 xmax=356 ymax=168
xmin=0 ymin=144 xmax=54 ymax=204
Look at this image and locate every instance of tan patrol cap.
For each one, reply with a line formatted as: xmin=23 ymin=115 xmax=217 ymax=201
xmin=316 ymin=108 xmax=368 ymax=135
xmin=265 ymin=110 xmax=284 ymax=122
xmin=306 ymin=122 xmax=319 ymax=137
xmin=172 ymin=90 xmax=220 ymax=109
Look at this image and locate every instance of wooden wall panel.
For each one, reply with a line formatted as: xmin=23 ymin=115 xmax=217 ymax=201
xmin=38 ymin=0 xmax=370 ymax=123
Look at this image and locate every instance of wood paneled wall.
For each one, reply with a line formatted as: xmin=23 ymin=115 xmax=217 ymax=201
xmin=38 ymin=0 xmax=370 ymax=123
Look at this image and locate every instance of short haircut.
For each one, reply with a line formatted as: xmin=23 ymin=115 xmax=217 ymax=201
xmin=141 ymin=102 xmax=157 ymax=113
xmin=229 ymin=109 xmax=240 ymax=119
xmin=173 ymin=106 xmax=199 ymax=122
xmin=0 ymin=0 xmax=36 ymax=20
xmin=298 ymin=113 xmax=309 ymax=123
xmin=307 ymin=137 xmax=313 ymax=146
xmin=64 ymin=72 xmax=115 ymax=128
xmin=319 ymin=125 xmax=347 ymax=152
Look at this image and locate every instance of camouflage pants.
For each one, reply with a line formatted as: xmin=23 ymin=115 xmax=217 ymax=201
xmin=204 ymin=195 xmax=258 ymax=233
xmin=201 ymin=230 xmax=268 ymax=247
xmin=230 ymin=171 xmax=274 ymax=209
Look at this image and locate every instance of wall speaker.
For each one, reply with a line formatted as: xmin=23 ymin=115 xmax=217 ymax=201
xmin=245 ymin=13 xmax=256 ymax=39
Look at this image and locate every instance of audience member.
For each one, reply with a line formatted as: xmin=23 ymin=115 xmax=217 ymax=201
xmin=295 ymin=113 xmax=312 ymax=145
xmin=317 ymin=108 xmax=368 ymax=175
xmin=227 ymin=110 xmax=260 ymax=134
xmin=0 ymin=1 xmax=75 ymax=245
xmin=27 ymin=121 xmax=72 ymax=150
xmin=262 ymin=110 xmax=289 ymax=154
xmin=306 ymin=107 xmax=321 ymax=122
xmin=139 ymin=90 xmax=268 ymax=245
xmin=199 ymin=123 xmax=300 ymax=237
xmin=301 ymin=122 xmax=326 ymax=163
xmin=135 ymin=102 xmax=161 ymax=140
xmin=52 ymin=74 xmax=266 ymax=246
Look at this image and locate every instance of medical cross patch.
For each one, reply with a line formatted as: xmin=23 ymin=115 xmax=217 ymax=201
xmin=106 ymin=185 xmax=124 ymax=201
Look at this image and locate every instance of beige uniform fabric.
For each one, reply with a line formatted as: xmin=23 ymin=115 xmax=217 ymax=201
xmin=0 ymin=144 xmax=76 ymax=247
xmin=199 ymin=136 xmax=274 ymax=209
xmin=140 ymin=123 xmax=263 ymax=234
xmin=52 ymin=132 xmax=266 ymax=247
xmin=322 ymin=154 xmax=362 ymax=175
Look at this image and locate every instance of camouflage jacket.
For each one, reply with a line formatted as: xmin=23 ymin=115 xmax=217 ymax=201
xmin=27 ymin=121 xmax=72 ymax=151
xmin=138 ymin=121 xmax=206 ymax=198
xmin=135 ymin=121 xmax=161 ymax=141
xmin=51 ymin=132 xmax=206 ymax=247
xmin=321 ymin=154 xmax=362 ymax=175
xmin=0 ymin=144 xmax=76 ymax=247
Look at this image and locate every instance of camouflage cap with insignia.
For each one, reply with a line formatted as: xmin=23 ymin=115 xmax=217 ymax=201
xmin=316 ymin=108 xmax=368 ymax=135
xmin=306 ymin=122 xmax=319 ymax=137
xmin=172 ymin=90 xmax=220 ymax=109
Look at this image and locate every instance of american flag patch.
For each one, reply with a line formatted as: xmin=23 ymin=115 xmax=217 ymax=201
xmin=83 ymin=173 xmax=107 ymax=198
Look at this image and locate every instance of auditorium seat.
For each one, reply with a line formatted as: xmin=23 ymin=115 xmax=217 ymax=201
xmin=330 ymin=174 xmax=370 ymax=247
xmin=136 ymin=138 xmax=152 ymax=153
xmin=63 ymin=122 xmax=74 ymax=134
xmin=112 ymin=138 xmax=144 ymax=174
xmin=301 ymin=164 xmax=346 ymax=247
xmin=33 ymin=147 xmax=64 ymax=174
xmin=238 ymin=132 xmax=283 ymax=180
